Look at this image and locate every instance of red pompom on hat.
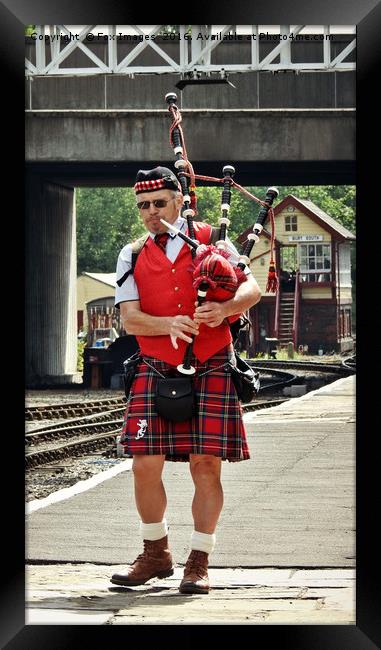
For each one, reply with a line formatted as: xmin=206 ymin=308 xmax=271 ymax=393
xmin=134 ymin=166 xmax=182 ymax=194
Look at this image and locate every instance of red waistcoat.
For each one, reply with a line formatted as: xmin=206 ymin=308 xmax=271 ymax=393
xmin=133 ymin=221 xmax=233 ymax=364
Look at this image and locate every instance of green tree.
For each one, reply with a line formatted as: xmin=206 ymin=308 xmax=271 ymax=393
xmin=76 ymin=184 xmax=356 ymax=272
xmin=76 ymin=187 xmax=145 ymax=273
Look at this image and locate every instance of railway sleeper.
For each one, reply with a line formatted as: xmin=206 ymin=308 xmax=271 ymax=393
xmin=26 ymin=432 xmax=119 ymax=469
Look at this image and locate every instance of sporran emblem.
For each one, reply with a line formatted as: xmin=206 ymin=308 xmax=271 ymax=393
xmin=135 ymin=419 xmax=148 ymax=439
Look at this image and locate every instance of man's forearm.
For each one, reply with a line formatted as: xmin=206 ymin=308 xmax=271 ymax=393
xmin=123 ymin=310 xmax=171 ymax=336
xmin=222 ymin=280 xmax=261 ymax=318
xmin=121 ymin=308 xmax=199 ymax=346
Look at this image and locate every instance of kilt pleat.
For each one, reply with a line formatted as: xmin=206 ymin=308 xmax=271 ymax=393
xmin=120 ymin=344 xmax=250 ymax=462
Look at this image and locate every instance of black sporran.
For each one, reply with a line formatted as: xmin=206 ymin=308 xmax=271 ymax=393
xmin=228 ymin=351 xmax=260 ymax=403
xmin=155 ymin=376 xmax=196 ymax=422
xmin=122 ymin=351 xmax=142 ymax=399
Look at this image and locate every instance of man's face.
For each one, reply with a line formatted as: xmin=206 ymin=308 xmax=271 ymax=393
xmin=136 ymin=189 xmax=183 ymax=234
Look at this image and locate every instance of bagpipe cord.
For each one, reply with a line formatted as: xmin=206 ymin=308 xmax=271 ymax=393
xmin=169 ymin=105 xmax=198 ymax=215
xmin=168 ymin=106 xmax=277 ymax=292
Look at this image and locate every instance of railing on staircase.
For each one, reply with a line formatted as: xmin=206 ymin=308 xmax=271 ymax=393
xmin=292 ymin=271 xmax=301 ymax=349
xmin=274 ymin=279 xmax=281 ymax=339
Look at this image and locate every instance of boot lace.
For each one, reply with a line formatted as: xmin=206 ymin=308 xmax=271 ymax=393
xmin=185 ymin=551 xmax=208 ymax=579
xmin=133 ymin=540 xmax=164 ymax=565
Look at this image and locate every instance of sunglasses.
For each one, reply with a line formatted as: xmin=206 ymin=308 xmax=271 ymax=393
xmin=136 ymin=197 xmax=175 ymax=211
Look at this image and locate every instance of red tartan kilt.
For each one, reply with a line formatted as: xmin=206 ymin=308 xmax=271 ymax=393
xmin=120 ymin=344 xmax=250 ymax=462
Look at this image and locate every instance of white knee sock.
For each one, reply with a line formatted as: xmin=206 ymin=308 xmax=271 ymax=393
xmin=140 ymin=518 xmax=168 ymax=541
xmin=191 ymin=530 xmax=216 ymax=554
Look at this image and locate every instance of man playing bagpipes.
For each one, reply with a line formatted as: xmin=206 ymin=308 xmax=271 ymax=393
xmin=111 ymin=166 xmax=261 ymax=594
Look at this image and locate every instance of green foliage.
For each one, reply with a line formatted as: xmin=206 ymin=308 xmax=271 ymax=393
xmin=157 ymin=25 xmax=191 ymax=35
xmin=77 ymin=340 xmax=86 ymax=372
xmin=25 ymin=25 xmax=36 ymax=36
xmin=76 ymin=187 xmax=145 ymax=273
xmin=76 ymin=184 xmax=356 ymax=274
xmin=158 ymin=26 xmax=179 ymax=34
xmin=194 ymin=185 xmax=257 ymax=246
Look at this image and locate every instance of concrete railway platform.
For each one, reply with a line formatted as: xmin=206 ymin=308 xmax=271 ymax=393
xmin=26 ymin=375 xmax=355 ymax=625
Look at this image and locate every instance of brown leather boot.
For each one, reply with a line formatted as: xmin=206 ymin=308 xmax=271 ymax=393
xmin=179 ymin=550 xmax=210 ymax=594
xmin=110 ymin=535 xmax=173 ymax=586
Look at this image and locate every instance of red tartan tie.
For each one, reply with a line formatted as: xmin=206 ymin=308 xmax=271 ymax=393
xmin=154 ymin=232 xmax=170 ymax=253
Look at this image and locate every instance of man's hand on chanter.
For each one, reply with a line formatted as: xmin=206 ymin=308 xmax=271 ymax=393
xmin=170 ymin=315 xmax=199 ymax=349
xmin=193 ymin=302 xmax=227 ymax=328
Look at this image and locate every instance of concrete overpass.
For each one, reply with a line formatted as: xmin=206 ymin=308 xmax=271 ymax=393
xmin=25 ymin=108 xmax=355 ymax=185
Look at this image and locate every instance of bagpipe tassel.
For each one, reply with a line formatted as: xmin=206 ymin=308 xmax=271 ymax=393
xmin=265 ymin=206 xmax=278 ymax=293
xmin=266 ymin=260 xmax=278 ymax=293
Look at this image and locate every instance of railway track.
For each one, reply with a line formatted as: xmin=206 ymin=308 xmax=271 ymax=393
xmin=26 ymin=407 xmax=126 ymax=438
xmin=248 ymin=358 xmax=356 ymax=374
xmin=25 ymin=396 xmax=126 ymax=421
xmin=26 ymin=416 xmax=124 ymax=446
xmin=26 ymin=359 xmax=355 ymax=469
xmin=257 ymin=367 xmax=297 ymax=391
xmin=25 ymin=431 xmax=122 ymax=469
xmin=341 ymin=355 xmax=356 ymax=371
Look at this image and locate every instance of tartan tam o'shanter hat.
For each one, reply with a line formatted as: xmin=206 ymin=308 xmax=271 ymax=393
xmin=134 ymin=166 xmax=181 ymax=194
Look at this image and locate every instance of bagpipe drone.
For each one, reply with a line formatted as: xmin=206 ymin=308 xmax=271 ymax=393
xmin=163 ymin=92 xmax=279 ymax=377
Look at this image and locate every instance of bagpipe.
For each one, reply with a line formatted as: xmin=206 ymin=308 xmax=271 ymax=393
xmin=163 ymin=92 xmax=279 ymax=377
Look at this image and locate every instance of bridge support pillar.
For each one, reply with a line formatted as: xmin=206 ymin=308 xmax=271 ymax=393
xmin=26 ymin=174 xmax=78 ymax=386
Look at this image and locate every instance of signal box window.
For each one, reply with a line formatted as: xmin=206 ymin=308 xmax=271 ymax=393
xmin=285 ymin=215 xmax=297 ymax=231
xmin=300 ymin=243 xmax=332 ymax=282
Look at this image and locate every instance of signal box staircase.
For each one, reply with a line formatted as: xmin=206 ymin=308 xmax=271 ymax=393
xmin=278 ymin=292 xmax=295 ymax=346
xmin=274 ymin=271 xmax=301 ymax=350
